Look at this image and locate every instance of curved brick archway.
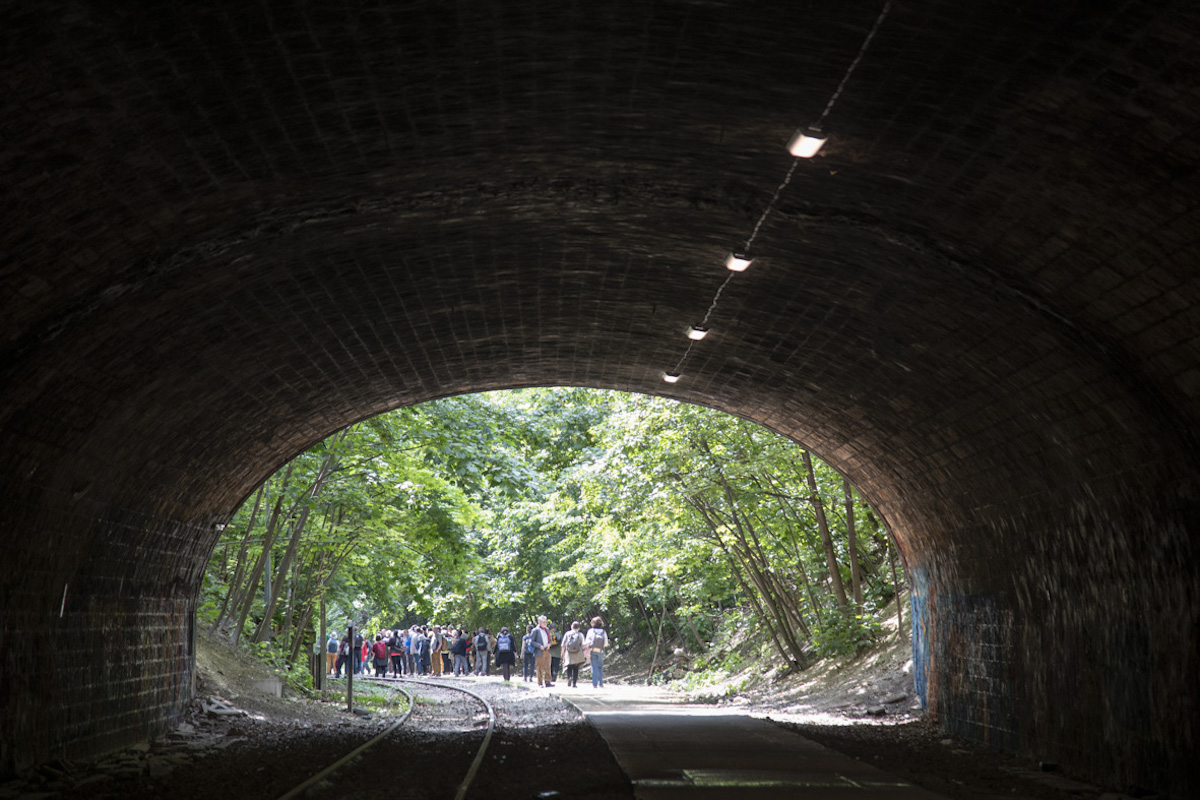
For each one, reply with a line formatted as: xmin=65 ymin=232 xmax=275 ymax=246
xmin=2 ymin=1 xmax=1198 ymax=794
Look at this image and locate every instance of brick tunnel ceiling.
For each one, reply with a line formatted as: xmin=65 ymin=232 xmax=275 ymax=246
xmin=3 ymin=0 xmax=1199 ymax=564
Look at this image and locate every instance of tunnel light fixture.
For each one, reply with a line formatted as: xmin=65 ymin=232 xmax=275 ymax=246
xmin=660 ymin=5 xmax=890 ymax=390
xmin=787 ymin=127 xmax=827 ymax=158
xmin=725 ymin=252 xmax=753 ymax=272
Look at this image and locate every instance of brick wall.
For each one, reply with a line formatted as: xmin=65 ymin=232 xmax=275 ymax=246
xmin=906 ymin=475 xmax=1200 ymax=796
xmin=2 ymin=0 xmax=1199 ymax=795
xmin=1 ymin=484 xmax=207 ymax=770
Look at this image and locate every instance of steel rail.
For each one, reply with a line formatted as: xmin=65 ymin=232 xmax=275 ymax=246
xmin=273 ymin=676 xmax=496 ymax=800
xmin=274 ymin=682 xmax=414 ymax=800
xmin=392 ymin=677 xmax=497 ymax=800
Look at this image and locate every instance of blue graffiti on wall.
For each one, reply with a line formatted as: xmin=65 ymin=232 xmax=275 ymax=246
xmin=908 ymin=564 xmax=1018 ymax=748
xmin=910 ymin=565 xmax=931 ymax=709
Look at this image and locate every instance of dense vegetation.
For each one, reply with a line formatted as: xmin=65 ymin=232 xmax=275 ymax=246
xmin=199 ymin=389 xmax=904 ymax=673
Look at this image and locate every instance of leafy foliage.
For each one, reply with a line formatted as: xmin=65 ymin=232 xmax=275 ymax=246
xmin=200 ymin=389 xmax=904 ymax=674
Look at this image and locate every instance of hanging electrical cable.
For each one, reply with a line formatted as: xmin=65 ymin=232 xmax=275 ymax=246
xmin=663 ymin=0 xmax=894 ymax=383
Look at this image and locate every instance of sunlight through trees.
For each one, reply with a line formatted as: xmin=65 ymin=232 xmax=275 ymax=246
xmin=200 ymin=389 xmax=904 ymax=671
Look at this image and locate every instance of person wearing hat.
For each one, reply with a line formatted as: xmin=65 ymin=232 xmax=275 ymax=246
xmin=532 ymin=615 xmax=552 ymax=687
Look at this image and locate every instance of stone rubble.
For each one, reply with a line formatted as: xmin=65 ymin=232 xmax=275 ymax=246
xmin=0 ymin=697 xmax=251 ymax=799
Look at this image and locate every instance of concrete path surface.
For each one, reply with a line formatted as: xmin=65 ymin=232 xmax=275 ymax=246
xmin=558 ymin=685 xmax=948 ymax=799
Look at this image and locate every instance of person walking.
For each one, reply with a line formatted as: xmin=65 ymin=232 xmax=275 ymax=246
xmin=486 ymin=628 xmax=497 ymax=675
xmin=473 ymin=628 xmax=490 ymax=676
xmin=388 ymin=629 xmax=405 ymax=677
xmin=406 ymin=627 xmax=421 ymax=675
xmin=418 ymin=626 xmax=432 ymax=674
xmin=521 ymin=626 xmax=536 ymax=682
xmin=429 ymin=625 xmax=444 ymax=676
xmin=371 ymin=635 xmax=389 ymax=676
xmin=532 ymin=615 xmax=552 ymax=687
xmin=413 ymin=627 xmax=430 ymax=675
xmin=548 ymin=623 xmax=561 ymax=685
xmin=441 ymin=628 xmax=453 ymax=674
xmin=326 ymin=633 xmax=338 ymax=676
xmin=560 ymin=621 xmax=586 ymax=688
xmin=585 ymin=616 xmax=609 ymax=688
xmin=494 ymin=627 xmax=517 ymax=681
xmin=335 ymin=635 xmax=351 ymax=679
xmin=451 ymin=629 xmax=470 ymax=676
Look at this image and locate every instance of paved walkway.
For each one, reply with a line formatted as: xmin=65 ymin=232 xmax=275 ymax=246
xmin=559 ymin=685 xmax=948 ymax=799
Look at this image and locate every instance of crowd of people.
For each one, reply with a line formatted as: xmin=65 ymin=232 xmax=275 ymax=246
xmin=325 ymin=615 xmax=610 ymax=688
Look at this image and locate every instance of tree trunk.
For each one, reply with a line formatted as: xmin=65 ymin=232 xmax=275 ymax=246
xmin=765 ymin=484 xmax=829 ymax=627
xmin=802 ymin=450 xmax=848 ymax=609
xmin=716 ymin=480 xmax=809 ymax=663
xmin=286 ymin=553 xmax=323 ymax=664
xmin=670 ymin=578 xmax=706 ymax=650
xmin=844 ymin=478 xmax=863 ymax=609
xmin=212 ymin=484 xmax=266 ymax=632
xmin=254 ymin=440 xmax=343 ymax=643
xmin=290 ymin=539 xmax=356 ymax=664
xmin=277 ymin=546 xmax=312 ymax=652
xmin=888 ymin=531 xmax=904 ymax=638
xmin=232 ymin=465 xmax=294 ymax=646
xmin=647 ymin=603 xmax=667 ymax=684
xmin=633 ymin=595 xmax=655 ymax=637
xmin=688 ymin=496 xmax=803 ymax=667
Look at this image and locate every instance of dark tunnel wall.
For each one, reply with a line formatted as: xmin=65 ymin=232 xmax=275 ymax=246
xmin=2 ymin=0 xmax=1199 ymax=795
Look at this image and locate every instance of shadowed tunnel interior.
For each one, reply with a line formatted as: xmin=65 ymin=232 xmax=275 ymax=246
xmin=2 ymin=0 xmax=1199 ymax=795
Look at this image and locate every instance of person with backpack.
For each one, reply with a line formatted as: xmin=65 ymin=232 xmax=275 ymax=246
xmin=521 ymin=626 xmax=536 ymax=682
xmin=494 ymin=626 xmax=517 ymax=681
xmin=371 ymin=634 xmax=389 ymax=676
xmin=560 ymin=621 xmax=586 ymax=688
xmin=326 ymin=633 xmax=338 ymax=676
xmin=584 ymin=616 xmax=609 ymax=688
xmin=473 ymin=628 xmax=490 ymax=676
xmin=388 ymin=630 xmax=405 ymax=677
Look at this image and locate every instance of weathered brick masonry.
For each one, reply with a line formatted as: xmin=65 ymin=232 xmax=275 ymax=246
xmin=2 ymin=0 xmax=1198 ymax=795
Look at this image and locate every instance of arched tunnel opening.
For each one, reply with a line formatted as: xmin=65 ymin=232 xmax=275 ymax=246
xmin=2 ymin=0 xmax=1198 ymax=796
xmin=199 ymin=388 xmax=907 ymax=683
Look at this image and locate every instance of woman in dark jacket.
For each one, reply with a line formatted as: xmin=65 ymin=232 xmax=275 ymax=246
xmin=494 ymin=627 xmax=517 ymax=681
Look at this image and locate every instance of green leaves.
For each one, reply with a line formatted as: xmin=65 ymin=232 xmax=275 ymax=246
xmin=204 ymin=387 xmax=898 ymax=671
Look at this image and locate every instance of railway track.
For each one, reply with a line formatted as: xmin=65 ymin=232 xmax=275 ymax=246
xmin=274 ymin=677 xmax=495 ymax=800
